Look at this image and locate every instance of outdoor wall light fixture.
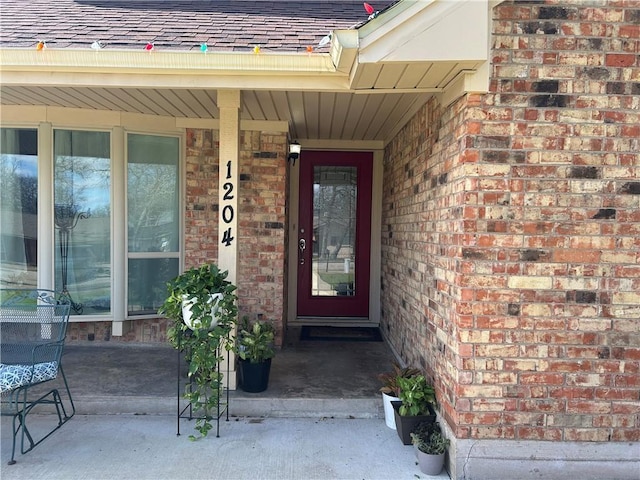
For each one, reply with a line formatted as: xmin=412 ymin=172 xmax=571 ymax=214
xmin=288 ymin=140 xmax=301 ymax=165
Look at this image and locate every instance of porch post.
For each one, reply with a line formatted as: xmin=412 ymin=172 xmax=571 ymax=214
xmin=217 ymin=89 xmax=240 ymax=388
xmin=217 ymin=90 xmax=240 ymax=284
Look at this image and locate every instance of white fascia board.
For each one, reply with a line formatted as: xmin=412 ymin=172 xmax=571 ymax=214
xmin=359 ymin=0 xmax=490 ymax=63
xmin=175 ymin=118 xmax=288 ymax=132
xmin=0 ymin=104 xmax=286 ymax=133
xmin=438 ymin=63 xmax=490 ymax=107
xmin=0 ymin=49 xmax=337 ymax=73
xmin=0 ymin=49 xmax=351 ymax=91
xmin=330 ymin=30 xmax=359 ymax=74
xmin=300 ymin=138 xmax=384 ymax=151
xmin=0 ymin=70 xmax=351 ymax=91
xmin=0 ymin=105 xmax=47 ymax=123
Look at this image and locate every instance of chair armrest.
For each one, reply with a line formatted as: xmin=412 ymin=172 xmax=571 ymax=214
xmin=30 ymin=340 xmax=66 ymax=366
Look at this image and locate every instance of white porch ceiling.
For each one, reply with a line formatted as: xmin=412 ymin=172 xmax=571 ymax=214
xmin=0 ymin=57 xmax=482 ymax=142
xmin=0 ymin=85 xmax=434 ymax=143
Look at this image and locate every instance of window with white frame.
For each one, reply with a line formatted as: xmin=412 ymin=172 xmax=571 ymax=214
xmin=0 ymin=127 xmax=181 ymax=320
xmin=0 ymin=128 xmax=39 ymax=289
xmin=54 ymin=129 xmax=111 ymax=315
xmin=126 ymin=133 xmax=180 ymax=316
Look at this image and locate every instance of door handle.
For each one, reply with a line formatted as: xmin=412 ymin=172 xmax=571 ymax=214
xmin=299 ymin=238 xmax=306 ymax=264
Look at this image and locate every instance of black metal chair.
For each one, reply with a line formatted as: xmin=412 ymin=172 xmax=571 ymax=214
xmin=0 ymin=289 xmax=75 ymax=465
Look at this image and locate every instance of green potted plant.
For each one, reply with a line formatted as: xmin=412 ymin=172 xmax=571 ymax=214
xmin=161 ymin=263 xmax=235 ymax=331
xmin=378 ymin=363 xmax=421 ymax=430
xmin=410 ymin=422 xmax=450 ymax=475
xmin=235 ymin=317 xmax=276 ymax=393
xmin=392 ymin=374 xmax=437 ymax=445
xmin=160 ymin=263 xmax=238 ymax=440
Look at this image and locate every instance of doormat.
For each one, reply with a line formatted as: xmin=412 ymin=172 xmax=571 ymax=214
xmin=300 ymin=326 xmax=383 ymax=342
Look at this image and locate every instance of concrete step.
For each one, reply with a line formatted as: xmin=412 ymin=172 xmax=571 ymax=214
xmin=69 ymin=393 xmax=384 ymax=419
xmin=229 ymin=395 xmax=383 ymax=419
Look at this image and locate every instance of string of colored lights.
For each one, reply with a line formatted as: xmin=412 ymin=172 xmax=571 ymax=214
xmin=32 ymin=3 xmax=380 ymax=53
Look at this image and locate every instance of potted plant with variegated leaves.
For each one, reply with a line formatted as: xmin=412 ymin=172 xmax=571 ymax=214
xmin=392 ymin=374 xmax=437 ymax=445
xmin=235 ymin=317 xmax=276 ymax=393
xmin=160 ymin=263 xmax=238 ymax=440
xmin=378 ymin=362 xmax=420 ymax=430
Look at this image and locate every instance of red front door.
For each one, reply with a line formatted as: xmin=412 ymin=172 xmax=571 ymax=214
xmin=296 ymin=151 xmax=372 ymax=319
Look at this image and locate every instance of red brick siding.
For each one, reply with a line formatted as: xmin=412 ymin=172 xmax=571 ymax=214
xmin=381 ymin=0 xmax=640 ymax=442
xmin=185 ymin=128 xmax=220 ymax=267
xmin=237 ymin=131 xmax=288 ymax=346
xmin=185 ymin=128 xmax=287 ymax=345
xmin=382 ymin=94 xmax=474 ymax=438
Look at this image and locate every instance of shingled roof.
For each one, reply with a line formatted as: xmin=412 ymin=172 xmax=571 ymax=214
xmin=0 ymin=0 xmax=396 ymax=52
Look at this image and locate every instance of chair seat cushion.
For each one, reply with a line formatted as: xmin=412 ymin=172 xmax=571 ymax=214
xmin=0 ymin=362 xmax=58 ymax=393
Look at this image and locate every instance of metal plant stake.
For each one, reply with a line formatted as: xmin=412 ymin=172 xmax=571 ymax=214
xmin=54 ymin=204 xmax=90 ymax=314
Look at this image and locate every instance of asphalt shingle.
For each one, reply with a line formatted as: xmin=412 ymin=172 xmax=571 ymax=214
xmin=0 ymin=0 xmax=396 ymax=52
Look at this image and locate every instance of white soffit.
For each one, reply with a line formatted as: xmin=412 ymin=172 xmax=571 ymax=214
xmin=358 ymin=0 xmax=490 ymax=63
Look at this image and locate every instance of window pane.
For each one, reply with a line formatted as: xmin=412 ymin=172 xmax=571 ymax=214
xmin=127 ymin=134 xmax=179 ymax=253
xmin=54 ymin=130 xmax=111 ymax=315
xmin=127 ymin=134 xmax=180 ymax=317
xmin=128 ymin=258 xmax=178 ymax=315
xmin=0 ymin=128 xmax=38 ymax=288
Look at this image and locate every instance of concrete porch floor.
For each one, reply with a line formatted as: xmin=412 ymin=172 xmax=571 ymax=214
xmin=48 ymin=326 xmax=398 ymax=418
xmin=1 ymin=326 xmax=453 ymax=479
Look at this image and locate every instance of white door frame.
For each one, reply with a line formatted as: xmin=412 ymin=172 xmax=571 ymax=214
xmin=286 ymin=147 xmax=383 ymax=328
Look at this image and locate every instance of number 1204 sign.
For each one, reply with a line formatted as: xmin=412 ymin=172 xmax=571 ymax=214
xmin=221 ymin=160 xmax=235 ymax=247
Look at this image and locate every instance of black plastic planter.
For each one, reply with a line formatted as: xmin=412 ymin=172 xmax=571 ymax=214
xmin=392 ymin=400 xmax=436 ymax=445
xmin=239 ymin=358 xmax=272 ymax=393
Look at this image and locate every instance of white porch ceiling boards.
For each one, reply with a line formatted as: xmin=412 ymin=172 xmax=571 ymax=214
xmin=351 ymin=60 xmax=483 ymax=92
xmin=0 ymin=85 xmax=429 ymax=142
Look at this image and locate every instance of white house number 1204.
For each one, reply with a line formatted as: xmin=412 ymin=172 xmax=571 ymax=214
xmin=221 ymin=160 xmax=235 ymax=247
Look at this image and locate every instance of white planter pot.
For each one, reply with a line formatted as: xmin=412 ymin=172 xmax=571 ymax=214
xmin=382 ymin=392 xmax=400 ymax=430
xmin=181 ymin=293 xmax=224 ymax=330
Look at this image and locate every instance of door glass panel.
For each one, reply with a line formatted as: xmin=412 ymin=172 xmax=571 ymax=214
xmin=312 ymin=166 xmax=357 ymax=297
xmin=0 ymin=128 xmax=38 ymax=288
